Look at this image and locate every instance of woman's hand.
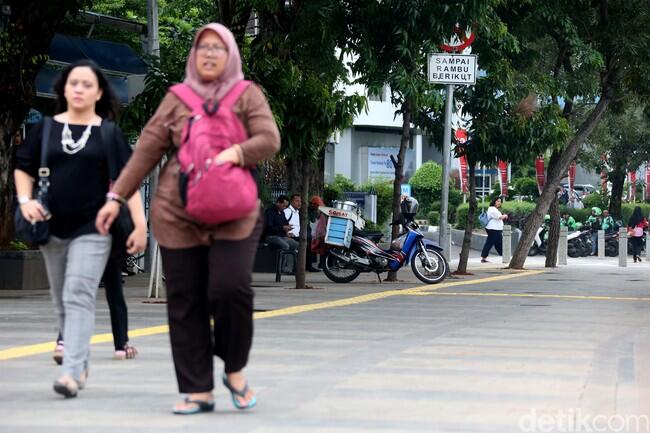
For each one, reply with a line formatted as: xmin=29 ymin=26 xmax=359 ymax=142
xmin=95 ymin=200 xmax=121 ymax=235
xmin=501 ymin=214 xmax=509 ymax=220
xmin=126 ymin=225 xmax=147 ymax=255
xmin=214 ymin=146 xmax=241 ymax=166
xmin=20 ymin=200 xmax=50 ymax=223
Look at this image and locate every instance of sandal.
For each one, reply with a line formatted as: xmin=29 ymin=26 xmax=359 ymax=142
xmin=172 ymin=397 xmax=215 ymax=415
xmin=222 ymin=373 xmax=257 ymax=410
xmin=53 ymin=341 xmax=64 ymax=365
xmin=114 ymin=343 xmax=138 ymax=360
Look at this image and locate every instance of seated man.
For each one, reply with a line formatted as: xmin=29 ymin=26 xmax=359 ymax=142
xmin=264 ymin=195 xmax=298 ymax=261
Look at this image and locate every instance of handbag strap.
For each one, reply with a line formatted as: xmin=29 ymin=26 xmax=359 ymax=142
xmin=37 ymin=117 xmax=52 ymax=200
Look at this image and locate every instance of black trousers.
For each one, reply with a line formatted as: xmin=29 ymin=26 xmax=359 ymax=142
xmin=631 ymin=236 xmax=643 ymax=257
xmin=56 ymin=256 xmax=128 ymax=351
xmin=481 ymin=229 xmax=503 ymax=258
xmin=160 ymin=220 xmax=262 ymax=393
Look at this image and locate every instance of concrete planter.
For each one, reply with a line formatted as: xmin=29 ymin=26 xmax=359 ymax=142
xmin=0 ymin=250 xmax=49 ymax=290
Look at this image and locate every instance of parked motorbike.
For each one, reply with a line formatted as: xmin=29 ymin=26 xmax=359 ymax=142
xmin=322 ymin=197 xmax=448 ymax=285
xmin=528 ymin=226 xmax=547 ymax=256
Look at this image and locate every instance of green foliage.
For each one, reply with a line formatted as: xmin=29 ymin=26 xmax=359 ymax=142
xmin=323 ymin=174 xmax=355 ymax=204
xmin=513 ymin=177 xmax=539 ymax=199
xmin=410 ymin=161 xmax=442 ymax=212
xmin=562 ymin=207 xmax=591 ymax=223
xmin=427 ymin=211 xmax=440 ymax=226
xmin=582 ymin=192 xmax=609 ymax=210
xmin=8 ymin=240 xmax=29 ymax=251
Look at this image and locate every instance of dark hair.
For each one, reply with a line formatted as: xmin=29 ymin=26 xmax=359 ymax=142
xmin=53 ymin=60 xmax=119 ymax=120
xmin=628 ymin=206 xmax=644 ymax=228
xmin=489 ymin=196 xmax=502 ymax=207
xmin=290 ymin=193 xmax=301 ymax=201
xmin=276 ymin=195 xmax=289 ymax=203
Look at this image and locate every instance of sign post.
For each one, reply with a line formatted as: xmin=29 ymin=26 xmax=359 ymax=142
xmin=428 ymin=45 xmax=477 ymax=261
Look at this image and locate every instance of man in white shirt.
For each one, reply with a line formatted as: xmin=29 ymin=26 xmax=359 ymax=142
xmin=284 ymin=194 xmax=302 ymax=240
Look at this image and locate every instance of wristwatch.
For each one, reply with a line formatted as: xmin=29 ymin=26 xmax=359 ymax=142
xmin=17 ymin=196 xmax=30 ymax=205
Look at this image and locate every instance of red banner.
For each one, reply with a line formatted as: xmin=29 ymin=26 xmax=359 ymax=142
xmin=629 ymin=171 xmax=637 ymax=202
xmin=646 ymin=164 xmax=650 ymax=200
xmin=535 ymin=156 xmax=545 ymax=194
xmin=568 ymin=161 xmax=576 ymax=193
xmin=459 ymin=154 xmax=469 ymax=193
xmin=498 ymin=160 xmax=508 ymax=197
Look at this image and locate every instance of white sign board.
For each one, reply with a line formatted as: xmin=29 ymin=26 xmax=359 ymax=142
xmin=428 ymin=53 xmax=477 ymax=85
xmin=368 ymin=147 xmax=416 ymax=181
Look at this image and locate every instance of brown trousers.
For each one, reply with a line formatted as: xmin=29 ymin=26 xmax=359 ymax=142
xmin=160 ymin=220 xmax=262 ymax=393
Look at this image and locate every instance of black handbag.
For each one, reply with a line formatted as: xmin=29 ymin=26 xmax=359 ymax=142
xmin=14 ymin=117 xmax=52 ymax=246
xmin=100 ymin=120 xmax=134 ymax=259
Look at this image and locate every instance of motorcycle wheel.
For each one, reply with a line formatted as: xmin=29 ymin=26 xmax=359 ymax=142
xmin=568 ymin=247 xmax=580 ymax=258
xmin=411 ymin=245 xmax=448 ymax=285
xmin=322 ymin=249 xmax=361 ymax=283
xmin=528 ymin=245 xmax=538 ymax=256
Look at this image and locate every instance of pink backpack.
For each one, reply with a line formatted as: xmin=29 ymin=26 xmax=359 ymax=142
xmin=170 ymin=80 xmax=258 ymax=225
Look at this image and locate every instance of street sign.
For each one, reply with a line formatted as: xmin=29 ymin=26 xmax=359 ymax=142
xmin=428 ymin=53 xmax=477 ymax=85
xmin=401 ymin=184 xmax=412 ymax=197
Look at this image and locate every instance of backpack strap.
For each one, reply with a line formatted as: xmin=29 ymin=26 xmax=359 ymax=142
xmin=170 ymin=81 xmax=253 ymax=114
xmin=169 ymin=84 xmax=206 ymax=112
xmin=219 ymin=80 xmax=252 ymax=110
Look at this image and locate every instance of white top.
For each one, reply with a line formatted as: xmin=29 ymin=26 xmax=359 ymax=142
xmin=486 ymin=206 xmax=504 ymax=230
xmin=284 ymin=205 xmax=300 ymax=237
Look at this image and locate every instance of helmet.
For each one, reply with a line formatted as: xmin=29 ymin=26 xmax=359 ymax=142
xmin=591 ymin=207 xmax=602 ymax=215
xmin=400 ymin=196 xmax=419 ymax=219
xmin=544 ymin=214 xmax=550 ymax=221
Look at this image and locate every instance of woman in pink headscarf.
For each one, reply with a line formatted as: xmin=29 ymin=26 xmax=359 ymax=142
xmin=96 ymin=23 xmax=280 ymax=414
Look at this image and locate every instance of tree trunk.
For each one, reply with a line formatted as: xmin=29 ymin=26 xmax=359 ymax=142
xmin=294 ymin=157 xmax=311 ymax=289
xmin=608 ymin=169 xmax=626 ymax=219
xmin=456 ymin=159 xmax=476 ymax=274
xmin=385 ymin=99 xmax=411 ymax=282
xmin=0 ymin=113 xmax=17 ymax=247
xmin=510 ymin=94 xmax=611 ymax=269
xmin=545 ymin=151 xmax=562 ymax=267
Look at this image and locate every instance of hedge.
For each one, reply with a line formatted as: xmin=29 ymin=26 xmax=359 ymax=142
xmin=456 ymin=200 xmax=536 ymax=229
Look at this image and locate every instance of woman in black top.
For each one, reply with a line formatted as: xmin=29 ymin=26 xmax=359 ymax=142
xmin=14 ymin=60 xmax=147 ymax=398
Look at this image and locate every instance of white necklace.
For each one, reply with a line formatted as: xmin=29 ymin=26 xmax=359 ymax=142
xmin=61 ymin=122 xmax=93 ymax=155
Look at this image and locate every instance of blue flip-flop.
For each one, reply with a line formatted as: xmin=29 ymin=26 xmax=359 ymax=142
xmin=222 ymin=373 xmax=257 ymax=410
xmin=172 ymin=398 xmax=215 ymax=415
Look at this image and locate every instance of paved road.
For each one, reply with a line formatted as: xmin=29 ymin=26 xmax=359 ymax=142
xmin=2 ymin=258 xmax=650 ymax=433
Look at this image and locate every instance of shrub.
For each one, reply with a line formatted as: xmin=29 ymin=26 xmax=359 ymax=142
xmin=324 ymin=174 xmax=355 ymax=204
xmin=582 ymin=192 xmax=609 ymax=210
xmin=410 ymin=161 xmax=442 ymax=215
xmin=513 ymin=177 xmax=539 ymax=199
xmin=427 ymin=211 xmax=440 ymax=225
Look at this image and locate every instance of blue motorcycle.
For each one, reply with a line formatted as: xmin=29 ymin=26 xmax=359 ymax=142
xmin=322 ymin=197 xmax=448 ymax=284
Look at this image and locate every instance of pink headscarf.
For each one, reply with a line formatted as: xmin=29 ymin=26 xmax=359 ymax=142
xmin=183 ymin=23 xmax=244 ymax=101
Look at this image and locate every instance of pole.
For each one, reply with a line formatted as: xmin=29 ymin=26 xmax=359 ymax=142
xmin=558 ymin=226 xmax=567 ymax=265
xmin=146 ymin=0 xmax=163 ymax=297
xmin=502 ymin=224 xmax=511 ymax=264
xmin=439 ymin=84 xmax=454 ymax=261
xmin=618 ymin=227 xmax=627 ymax=267
xmin=597 ymin=230 xmax=605 ymax=259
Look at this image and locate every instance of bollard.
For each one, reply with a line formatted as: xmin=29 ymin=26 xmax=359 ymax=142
xmin=619 ymin=227 xmax=627 ymax=267
xmin=558 ymin=226 xmax=568 ymax=265
xmin=502 ymin=225 xmax=511 ymax=264
xmin=598 ymin=230 xmax=605 ymax=259
xmin=646 ymin=234 xmax=650 ymax=261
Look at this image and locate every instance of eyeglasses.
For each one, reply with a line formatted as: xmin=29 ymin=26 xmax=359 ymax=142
xmin=196 ymin=44 xmax=228 ymax=55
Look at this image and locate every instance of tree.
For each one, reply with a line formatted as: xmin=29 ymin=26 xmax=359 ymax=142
xmin=247 ymin=0 xmax=365 ymax=289
xmin=580 ymin=102 xmax=650 ymax=218
xmin=345 ymin=0 xmax=490 ymax=280
xmin=508 ymin=0 xmax=650 ymax=269
xmin=0 ymin=1 xmax=91 ymax=247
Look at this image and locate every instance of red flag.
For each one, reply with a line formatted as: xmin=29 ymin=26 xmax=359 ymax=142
xmin=498 ymin=160 xmax=508 ymax=197
xmin=629 ymin=171 xmax=637 ymax=202
xmin=646 ymin=164 xmax=650 ymax=200
xmin=535 ymin=156 xmax=545 ymax=194
xmin=459 ymin=154 xmax=469 ymax=193
xmin=568 ymin=161 xmax=576 ymax=193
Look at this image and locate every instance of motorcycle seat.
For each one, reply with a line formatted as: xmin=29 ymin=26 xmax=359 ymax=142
xmin=353 ymin=229 xmax=384 ymax=243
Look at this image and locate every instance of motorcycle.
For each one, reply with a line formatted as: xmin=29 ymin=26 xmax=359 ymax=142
xmin=320 ymin=197 xmax=448 ymax=285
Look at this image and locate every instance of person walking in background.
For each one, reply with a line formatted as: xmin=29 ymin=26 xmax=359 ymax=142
xmin=628 ymin=206 xmax=648 ymax=263
xmin=14 ymin=60 xmax=147 ymax=398
xmin=95 ymin=23 xmax=280 ymax=414
xmin=480 ymin=197 xmax=508 ymax=263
